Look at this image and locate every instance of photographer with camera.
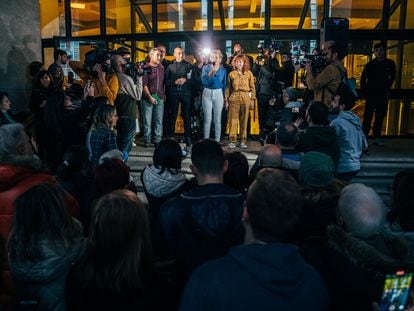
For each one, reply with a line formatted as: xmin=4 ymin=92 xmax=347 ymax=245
xmin=304 ymin=44 xmax=343 ymax=107
xmin=274 ymin=51 xmax=295 ymax=88
xmin=70 ymin=51 xmax=119 ymax=105
xmin=252 ymin=48 xmax=276 ymax=141
xmin=111 ymin=54 xmax=143 ymax=154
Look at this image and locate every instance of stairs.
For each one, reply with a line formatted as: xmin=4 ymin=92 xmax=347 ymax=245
xmin=128 ymin=138 xmax=414 ymax=207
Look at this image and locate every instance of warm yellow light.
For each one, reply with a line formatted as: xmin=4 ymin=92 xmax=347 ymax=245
xmin=70 ymin=3 xmax=86 ymax=9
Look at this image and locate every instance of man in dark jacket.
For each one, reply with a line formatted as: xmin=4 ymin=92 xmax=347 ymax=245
xmin=361 ymin=42 xmax=396 ymax=139
xmin=165 ymin=46 xmax=193 ymax=146
xmin=179 ymin=169 xmax=328 ymax=311
xmin=297 ymin=101 xmax=340 ymax=167
xmin=160 ymin=139 xmax=245 ymax=282
xmin=301 ymin=183 xmax=414 ymax=311
xmin=252 ymin=53 xmax=275 ymax=138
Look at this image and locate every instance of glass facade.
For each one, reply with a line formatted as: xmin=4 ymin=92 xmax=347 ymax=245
xmin=71 ymin=0 xmax=101 ymax=36
xmin=159 ymin=0 xmax=208 ymax=32
xmin=39 ymin=0 xmax=65 ymax=38
xmin=106 ymin=0 xmax=131 ymax=34
xmin=330 ymin=0 xmax=383 ymax=29
xmin=40 ymin=0 xmax=414 ymax=136
xmin=213 ymin=0 xmax=264 ymax=30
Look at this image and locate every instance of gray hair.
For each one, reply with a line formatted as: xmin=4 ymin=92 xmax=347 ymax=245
xmin=99 ymin=149 xmax=124 ymax=165
xmin=148 ymin=48 xmax=159 ymax=57
xmin=338 ymin=183 xmax=386 ymax=238
xmin=283 ymin=87 xmax=298 ymax=102
xmin=0 ymin=123 xmax=26 ymax=156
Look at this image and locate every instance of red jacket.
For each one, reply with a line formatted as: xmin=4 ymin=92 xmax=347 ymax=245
xmin=0 ymin=155 xmax=79 ymax=306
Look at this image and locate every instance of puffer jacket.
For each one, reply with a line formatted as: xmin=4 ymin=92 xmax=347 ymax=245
xmin=9 ymin=225 xmax=84 ymax=310
xmin=0 ymin=154 xmax=79 ymax=307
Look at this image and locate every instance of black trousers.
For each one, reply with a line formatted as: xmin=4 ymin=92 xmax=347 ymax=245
xmin=362 ymin=95 xmax=388 ymax=137
xmin=166 ymin=91 xmax=192 ymax=141
xmin=257 ymin=95 xmax=272 ymax=132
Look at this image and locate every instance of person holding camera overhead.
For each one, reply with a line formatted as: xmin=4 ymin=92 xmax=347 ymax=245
xmin=201 ymin=49 xmax=227 ymax=142
xmin=225 ymin=54 xmax=256 ymax=149
xmin=70 ymin=52 xmax=119 ymax=105
xmin=111 ymin=54 xmax=143 ymax=154
xmin=305 ymin=44 xmax=344 ymax=107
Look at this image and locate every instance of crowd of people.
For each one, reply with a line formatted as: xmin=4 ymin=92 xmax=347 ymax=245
xmin=0 ymin=39 xmax=407 ymax=311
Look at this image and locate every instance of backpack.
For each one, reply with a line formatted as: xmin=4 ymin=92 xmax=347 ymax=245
xmin=336 ymin=66 xmax=358 ymax=103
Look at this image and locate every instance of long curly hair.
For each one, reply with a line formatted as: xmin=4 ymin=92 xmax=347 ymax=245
xmin=231 ymin=54 xmax=250 ymax=72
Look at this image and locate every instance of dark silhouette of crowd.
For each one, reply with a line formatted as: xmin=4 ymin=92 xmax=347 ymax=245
xmin=0 ymin=41 xmax=411 ymax=311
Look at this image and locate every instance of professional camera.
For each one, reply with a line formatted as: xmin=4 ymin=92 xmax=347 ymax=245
xmin=299 ymin=54 xmax=327 ymax=76
xmin=122 ymin=61 xmax=152 ymax=80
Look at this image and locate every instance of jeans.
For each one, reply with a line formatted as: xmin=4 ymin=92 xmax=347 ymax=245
xmin=117 ymin=117 xmax=136 ymax=153
xmin=140 ymin=98 xmax=164 ymax=144
xmin=202 ymin=88 xmax=224 ymax=142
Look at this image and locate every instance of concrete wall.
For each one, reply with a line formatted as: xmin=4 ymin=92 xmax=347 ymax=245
xmin=0 ymin=0 xmax=42 ymax=113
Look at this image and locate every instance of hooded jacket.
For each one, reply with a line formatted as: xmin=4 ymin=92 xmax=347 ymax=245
xmin=297 ymin=126 xmax=340 ymax=168
xmin=160 ymin=184 xmax=245 ymax=278
xmin=331 ymin=111 xmax=368 ymax=173
xmin=179 ymin=243 xmax=328 ymax=311
xmin=141 ymin=165 xmax=188 ymax=199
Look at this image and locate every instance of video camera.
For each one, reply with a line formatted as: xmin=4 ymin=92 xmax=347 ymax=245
xmin=124 ymin=61 xmax=152 ymax=80
xmin=256 ymin=40 xmax=283 ymax=64
xmin=299 ymin=54 xmax=327 ymax=71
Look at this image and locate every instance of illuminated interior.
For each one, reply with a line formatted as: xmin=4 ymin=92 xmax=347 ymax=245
xmin=39 ymin=0 xmax=414 ymax=135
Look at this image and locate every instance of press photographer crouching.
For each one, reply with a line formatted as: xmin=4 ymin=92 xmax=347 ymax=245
xmin=260 ymin=85 xmax=306 ymax=144
xmin=70 ymin=49 xmax=119 ymax=105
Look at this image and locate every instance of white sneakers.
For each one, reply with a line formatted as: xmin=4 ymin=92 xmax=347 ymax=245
xmin=228 ymin=142 xmax=247 ymax=149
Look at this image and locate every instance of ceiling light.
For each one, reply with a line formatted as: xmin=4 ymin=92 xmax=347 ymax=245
xmin=70 ymin=3 xmax=86 ymax=9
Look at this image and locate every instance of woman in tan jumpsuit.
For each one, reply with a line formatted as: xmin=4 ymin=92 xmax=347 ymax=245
xmin=225 ymin=54 xmax=256 ymax=149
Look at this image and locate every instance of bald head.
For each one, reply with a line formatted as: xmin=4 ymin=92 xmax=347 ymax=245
xmin=174 ymin=47 xmax=184 ymax=62
xmin=259 ymin=144 xmax=282 ymax=168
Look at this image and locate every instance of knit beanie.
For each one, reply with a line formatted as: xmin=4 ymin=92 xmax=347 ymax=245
xmin=299 ymin=151 xmax=335 ymax=187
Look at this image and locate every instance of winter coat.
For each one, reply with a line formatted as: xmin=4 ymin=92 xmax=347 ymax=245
xmin=297 ymin=126 xmax=340 ymax=167
xmin=331 ymin=111 xmax=368 ymax=173
xmin=300 ymin=225 xmax=414 ymax=311
xmin=0 ymin=154 xmax=78 ymax=306
xmin=180 ymin=243 xmax=329 ymax=311
xmin=9 ymin=226 xmax=84 ymax=310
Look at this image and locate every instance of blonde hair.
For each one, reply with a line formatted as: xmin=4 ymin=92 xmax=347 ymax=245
xmin=209 ymin=49 xmax=223 ymax=62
